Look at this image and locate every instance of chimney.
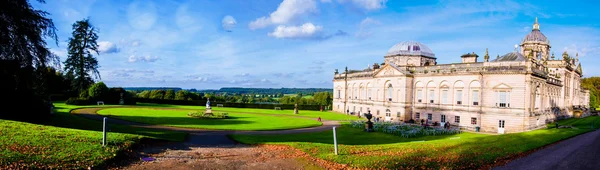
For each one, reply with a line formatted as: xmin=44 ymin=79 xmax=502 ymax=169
xmin=461 ymin=52 xmax=479 ymax=63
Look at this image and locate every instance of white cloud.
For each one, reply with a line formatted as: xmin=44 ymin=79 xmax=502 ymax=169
xmin=50 ymin=48 xmax=67 ymax=58
xmin=222 ymin=15 xmax=237 ymax=32
xmin=98 ymin=41 xmax=119 ymax=54
xmin=356 ymin=17 xmax=381 ymax=38
xmin=337 ymin=0 xmax=388 ymax=11
xmin=268 ymin=23 xmax=323 ymax=39
xmin=127 ymin=0 xmax=157 ymax=31
xmin=249 ymin=0 xmax=318 ymax=30
xmin=563 ymin=44 xmax=600 ymax=58
xmin=128 ymin=55 xmax=160 ymax=63
xmin=175 ymin=4 xmax=202 ymax=33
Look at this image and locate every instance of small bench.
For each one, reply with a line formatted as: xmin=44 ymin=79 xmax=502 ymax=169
xmin=274 ymin=107 xmax=282 ymax=110
xmin=97 ymin=101 xmax=105 ymax=105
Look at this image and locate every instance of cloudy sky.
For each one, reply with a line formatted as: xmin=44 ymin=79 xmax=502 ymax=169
xmin=34 ymin=0 xmax=600 ymax=89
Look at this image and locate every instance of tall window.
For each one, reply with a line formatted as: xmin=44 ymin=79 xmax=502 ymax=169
xmin=368 ymin=89 xmax=372 ymax=100
xmin=387 ymin=84 xmax=393 ymax=101
xmin=497 ymin=91 xmax=510 ymax=108
xmin=361 ymin=87 xmax=366 ymax=100
xmin=429 ymin=90 xmax=435 ymax=103
xmin=354 ymin=89 xmax=358 ymax=99
xmin=427 ymin=113 xmax=433 ymax=120
xmin=442 ymin=89 xmax=449 ymax=104
xmin=385 ymin=109 xmax=391 ymax=117
xmin=472 ymin=90 xmax=479 ymax=106
xmin=417 ymin=89 xmax=423 ymax=103
xmin=455 ymin=116 xmax=460 ymax=123
xmin=441 ymin=114 xmax=446 ymax=122
xmin=415 ymin=112 xmax=420 ymax=119
xmin=456 ymin=90 xmax=463 ymax=105
xmin=337 ymin=90 xmax=341 ymax=99
xmin=397 ymin=112 xmax=401 ymax=118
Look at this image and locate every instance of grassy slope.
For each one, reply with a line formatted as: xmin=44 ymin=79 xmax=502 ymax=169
xmin=136 ymin=103 xmax=360 ymax=121
xmin=97 ymin=108 xmax=323 ymax=131
xmin=0 ymin=119 xmax=140 ymax=169
xmin=0 ymin=103 xmax=187 ymax=169
xmin=231 ymin=116 xmax=600 ymax=169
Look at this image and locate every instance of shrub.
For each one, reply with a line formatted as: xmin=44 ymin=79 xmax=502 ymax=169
xmin=88 ymin=82 xmax=108 ymax=99
xmin=350 ymin=120 xmax=461 ymax=138
xmin=65 ymin=97 xmax=92 ymax=105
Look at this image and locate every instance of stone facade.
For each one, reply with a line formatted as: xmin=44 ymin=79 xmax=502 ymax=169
xmin=332 ymin=19 xmax=590 ymax=133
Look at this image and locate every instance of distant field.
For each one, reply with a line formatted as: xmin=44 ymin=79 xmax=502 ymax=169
xmin=282 ymin=94 xmax=313 ymax=99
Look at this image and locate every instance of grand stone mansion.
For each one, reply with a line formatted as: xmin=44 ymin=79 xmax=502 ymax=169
xmin=332 ymin=18 xmax=590 ymax=133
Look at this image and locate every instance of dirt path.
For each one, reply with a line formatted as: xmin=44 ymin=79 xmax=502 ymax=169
xmin=71 ymin=108 xmax=349 ymax=170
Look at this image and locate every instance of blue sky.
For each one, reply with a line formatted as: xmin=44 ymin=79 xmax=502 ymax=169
xmin=34 ymin=0 xmax=600 ymax=89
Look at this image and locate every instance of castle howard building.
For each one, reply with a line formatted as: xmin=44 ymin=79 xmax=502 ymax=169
xmin=332 ymin=18 xmax=590 ymax=133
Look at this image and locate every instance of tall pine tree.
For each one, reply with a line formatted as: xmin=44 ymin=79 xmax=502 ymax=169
xmin=64 ymin=18 xmax=100 ymax=95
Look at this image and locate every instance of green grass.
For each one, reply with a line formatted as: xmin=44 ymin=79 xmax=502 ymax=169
xmin=136 ymin=103 xmax=360 ymax=121
xmin=0 ymin=119 xmax=141 ymax=169
xmin=230 ymin=116 xmax=600 ymax=169
xmin=0 ymin=102 xmax=188 ymax=169
xmin=97 ymin=108 xmax=323 ymax=131
xmin=52 ymin=103 xmax=187 ymax=141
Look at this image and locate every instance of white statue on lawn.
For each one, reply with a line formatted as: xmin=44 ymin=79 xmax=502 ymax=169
xmin=205 ymin=98 xmax=212 ymax=114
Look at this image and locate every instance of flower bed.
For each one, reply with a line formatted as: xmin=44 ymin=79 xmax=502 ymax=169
xmin=350 ymin=120 xmax=461 ymax=138
xmin=188 ymin=111 xmax=229 ymax=119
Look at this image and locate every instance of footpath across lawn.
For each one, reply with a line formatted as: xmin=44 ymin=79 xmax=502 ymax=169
xmin=230 ymin=116 xmax=600 ymax=169
xmin=0 ymin=103 xmax=187 ymax=169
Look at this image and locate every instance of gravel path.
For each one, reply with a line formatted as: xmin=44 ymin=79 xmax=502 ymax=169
xmin=71 ymin=108 xmax=347 ymax=170
xmin=494 ymin=129 xmax=600 ymax=170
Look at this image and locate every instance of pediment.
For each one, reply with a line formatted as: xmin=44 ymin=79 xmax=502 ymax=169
xmin=493 ymin=83 xmax=512 ymax=89
xmin=374 ymin=64 xmax=404 ymax=77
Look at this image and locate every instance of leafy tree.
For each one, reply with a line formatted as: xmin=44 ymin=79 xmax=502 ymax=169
xmin=150 ymin=90 xmax=165 ymax=99
xmin=137 ymin=90 xmax=151 ymax=98
xmin=88 ymin=82 xmax=108 ymax=99
xmin=175 ymin=90 xmax=186 ymax=100
xmin=164 ymin=89 xmax=175 ymax=100
xmin=63 ymin=18 xmax=100 ymax=94
xmin=1 ymin=0 xmax=59 ymax=119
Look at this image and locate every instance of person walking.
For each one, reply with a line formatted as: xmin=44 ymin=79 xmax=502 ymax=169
xmin=318 ymin=117 xmax=322 ymax=122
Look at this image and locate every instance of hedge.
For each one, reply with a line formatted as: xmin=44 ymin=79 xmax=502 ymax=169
xmin=135 ymin=98 xmax=325 ymax=111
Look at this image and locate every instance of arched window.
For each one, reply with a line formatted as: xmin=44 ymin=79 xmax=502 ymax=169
xmin=387 ymin=84 xmax=393 ymax=101
xmin=385 ymin=109 xmax=391 ymax=117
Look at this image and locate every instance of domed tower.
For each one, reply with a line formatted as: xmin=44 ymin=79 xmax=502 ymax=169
xmin=520 ymin=17 xmax=551 ymax=61
xmin=384 ymin=41 xmax=436 ymax=66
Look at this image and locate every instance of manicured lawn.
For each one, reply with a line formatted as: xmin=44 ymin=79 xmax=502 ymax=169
xmin=97 ymin=108 xmax=323 ymax=131
xmin=53 ymin=103 xmax=187 ymax=141
xmin=136 ymin=103 xmax=361 ymax=121
xmin=230 ymin=116 xmax=600 ymax=169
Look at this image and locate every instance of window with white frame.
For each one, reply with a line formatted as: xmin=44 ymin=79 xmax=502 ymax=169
xmin=387 ymin=84 xmax=393 ymax=101
xmin=456 ymin=90 xmax=462 ymax=105
xmin=427 ymin=113 xmax=433 ymax=120
xmin=441 ymin=114 xmax=446 ymax=122
xmin=472 ymin=90 xmax=479 ymax=106
xmin=397 ymin=112 xmax=401 ymax=118
xmin=429 ymin=90 xmax=435 ymax=103
xmin=455 ymin=116 xmax=460 ymax=123
xmin=417 ymin=89 xmax=423 ymax=103
xmin=496 ymin=91 xmax=510 ymax=108
xmin=442 ymin=89 xmax=449 ymax=104
xmin=368 ymin=89 xmax=372 ymax=100
xmin=337 ymin=90 xmax=341 ymax=99
xmin=471 ymin=117 xmax=477 ymax=125
xmin=385 ymin=109 xmax=391 ymax=117
xmin=415 ymin=112 xmax=420 ymax=119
